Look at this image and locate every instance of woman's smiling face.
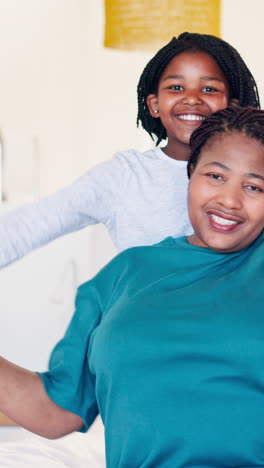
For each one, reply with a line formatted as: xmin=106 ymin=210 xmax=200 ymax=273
xmin=188 ymin=131 xmax=264 ymax=253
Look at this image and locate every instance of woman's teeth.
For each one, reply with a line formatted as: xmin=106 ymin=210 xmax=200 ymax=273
xmin=210 ymin=214 xmax=238 ymax=226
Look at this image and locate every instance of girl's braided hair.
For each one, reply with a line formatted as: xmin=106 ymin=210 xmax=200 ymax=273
xmin=187 ymin=106 xmax=264 ymax=178
xmin=137 ymin=32 xmax=260 ymax=145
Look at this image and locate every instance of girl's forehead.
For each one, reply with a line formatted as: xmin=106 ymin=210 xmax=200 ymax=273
xmin=159 ymin=50 xmax=228 ymax=85
xmin=162 ymin=50 xmax=220 ymax=72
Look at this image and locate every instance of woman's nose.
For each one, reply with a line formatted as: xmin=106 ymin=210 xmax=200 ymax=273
xmin=216 ymin=184 xmax=242 ymax=210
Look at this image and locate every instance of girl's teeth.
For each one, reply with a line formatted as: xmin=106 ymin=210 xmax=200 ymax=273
xmin=210 ymin=214 xmax=238 ymax=226
xmin=178 ymin=115 xmax=205 ymax=121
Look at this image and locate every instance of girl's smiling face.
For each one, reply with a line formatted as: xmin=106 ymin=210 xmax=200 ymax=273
xmin=147 ymin=50 xmax=231 ymax=160
xmin=188 ymin=131 xmax=264 ymax=253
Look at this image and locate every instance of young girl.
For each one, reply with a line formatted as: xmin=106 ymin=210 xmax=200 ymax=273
xmin=0 ymin=32 xmax=260 ymax=267
xmin=1 ymin=105 xmax=264 ymax=468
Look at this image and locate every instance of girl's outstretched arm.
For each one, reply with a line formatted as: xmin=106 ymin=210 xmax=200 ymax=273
xmin=0 ymin=157 xmax=118 ymax=268
xmin=0 ymin=356 xmax=83 ymax=438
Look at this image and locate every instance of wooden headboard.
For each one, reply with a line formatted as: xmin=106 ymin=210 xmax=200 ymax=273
xmin=0 ymin=412 xmax=16 ymax=426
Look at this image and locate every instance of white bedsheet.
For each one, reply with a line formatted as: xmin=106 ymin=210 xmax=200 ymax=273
xmin=0 ymin=418 xmax=105 ymax=467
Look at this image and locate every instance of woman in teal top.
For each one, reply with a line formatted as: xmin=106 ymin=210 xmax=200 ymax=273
xmin=2 ymin=106 xmax=264 ymax=468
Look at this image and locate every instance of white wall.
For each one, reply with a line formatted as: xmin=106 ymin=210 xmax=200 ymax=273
xmin=0 ymin=0 xmax=153 ymax=198
xmin=221 ymin=0 xmax=264 ymax=101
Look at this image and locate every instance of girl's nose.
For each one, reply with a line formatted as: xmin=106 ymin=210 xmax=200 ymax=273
xmin=182 ymin=92 xmax=202 ymax=105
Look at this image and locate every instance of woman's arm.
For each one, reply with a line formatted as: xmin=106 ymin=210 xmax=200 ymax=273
xmin=0 ymin=249 xmax=127 ymax=438
xmin=0 ymin=356 xmax=83 ymax=439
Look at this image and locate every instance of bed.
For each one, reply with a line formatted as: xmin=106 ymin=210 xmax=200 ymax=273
xmin=0 ymin=417 xmax=106 ymax=467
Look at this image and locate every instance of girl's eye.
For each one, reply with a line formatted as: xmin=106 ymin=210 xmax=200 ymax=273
xmin=202 ymin=86 xmax=218 ymax=93
xmin=169 ymin=85 xmax=183 ymax=91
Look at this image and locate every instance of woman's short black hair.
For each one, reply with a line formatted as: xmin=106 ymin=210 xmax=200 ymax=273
xmin=187 ymin=106 xmax=264 ymax=178
xmin=137 ymin=32 xmax=260 ymax=145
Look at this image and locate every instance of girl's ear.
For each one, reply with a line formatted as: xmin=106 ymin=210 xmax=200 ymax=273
xmin=146 ymin=94 xmax=160 ymax=118
xmin=229 ymin=98 xmax=239 ymax=107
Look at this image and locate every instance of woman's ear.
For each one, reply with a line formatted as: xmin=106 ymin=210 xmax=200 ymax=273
xmin=188 ymin=164 xmax=195 ymax=177
xmin=146 ymin=94 xmax=160 ymax=118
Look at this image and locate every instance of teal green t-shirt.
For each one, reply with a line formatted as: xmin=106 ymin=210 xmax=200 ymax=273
xmin=39 ymin=233 xmax=264 ymax=468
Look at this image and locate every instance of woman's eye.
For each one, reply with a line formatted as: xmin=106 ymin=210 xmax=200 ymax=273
xmin=207 ymin=173 xmax=222 ymax=180
xmin=245 ymin=185 xmax=263 ymax=192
